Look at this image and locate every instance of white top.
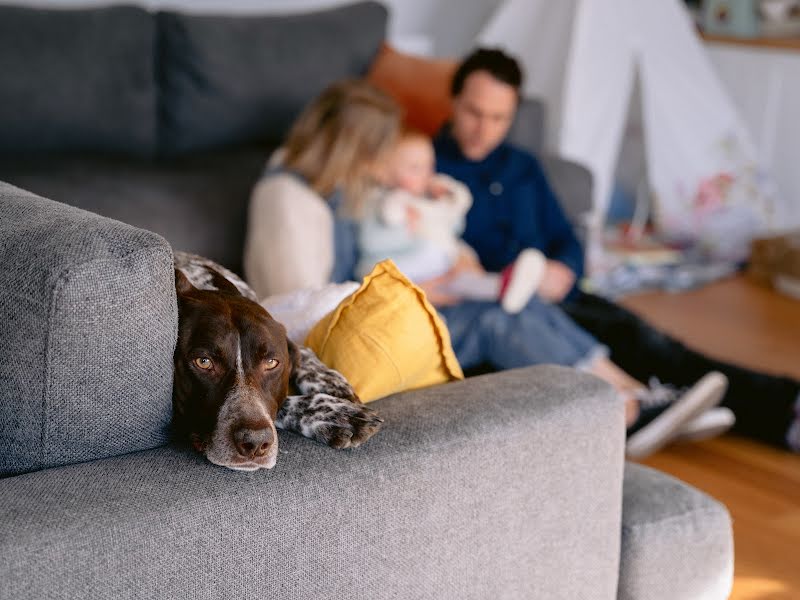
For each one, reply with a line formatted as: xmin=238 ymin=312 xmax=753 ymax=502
xmin=244 ymin=172 xmax=334 ymax=299
xmin=356 ymin=174 xmax=473 ymax=280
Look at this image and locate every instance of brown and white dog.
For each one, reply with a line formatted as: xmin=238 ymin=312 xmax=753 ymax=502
xmin=173 ymin=252 xmax=382 ymax=471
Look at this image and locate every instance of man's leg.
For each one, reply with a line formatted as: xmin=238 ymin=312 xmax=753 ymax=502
xmin=563 ymin=292 xmax=799 ymax=448
xmin=439 ymin=299 xmax=602 ymax=371
xmin=440 ymin=298 xmax=733 ymax=457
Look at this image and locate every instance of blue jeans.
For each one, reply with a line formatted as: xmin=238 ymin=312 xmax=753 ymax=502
xmin=439 ymin=297 xmax=607 ymax=371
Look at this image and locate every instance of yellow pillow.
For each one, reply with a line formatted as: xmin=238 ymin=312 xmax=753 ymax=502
xmin=305 ymin=260 xmax=464 ymax=402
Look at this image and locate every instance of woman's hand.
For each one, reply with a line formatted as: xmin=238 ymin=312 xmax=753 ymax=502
xmin=453 ymin=247 xmax=485 ymax=275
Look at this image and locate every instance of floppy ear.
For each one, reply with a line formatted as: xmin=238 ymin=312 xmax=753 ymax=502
xmin=287 ymin=338 xmax=302 ymax=377
xmin=175 ymin=268 xmax=196 ymax=297
xmin=208 ymin=268 xmax=243 ymax=297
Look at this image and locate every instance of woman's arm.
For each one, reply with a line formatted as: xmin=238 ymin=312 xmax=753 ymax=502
xmin=244 ymin=174 xmax=334 ymax=298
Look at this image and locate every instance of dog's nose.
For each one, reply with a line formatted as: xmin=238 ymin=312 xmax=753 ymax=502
xmin=233 ymin=425 xmax=274 ymax=459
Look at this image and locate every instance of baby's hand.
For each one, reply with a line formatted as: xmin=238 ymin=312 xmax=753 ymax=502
xmin=427 ymin=179 xmax=452 ymax=199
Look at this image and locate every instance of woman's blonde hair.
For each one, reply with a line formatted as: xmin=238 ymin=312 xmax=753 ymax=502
xmin=283 ymin=79 xmax=401 ymax=204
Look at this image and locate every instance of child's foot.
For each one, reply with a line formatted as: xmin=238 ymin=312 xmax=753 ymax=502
xmin=626 ymin=372 xmax=729 ymax=459
xmin=500 ymin=248 xmax=546 ymax=314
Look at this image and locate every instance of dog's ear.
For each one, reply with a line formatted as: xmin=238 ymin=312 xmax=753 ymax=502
xmin=175 ymin=268 xmax=196 ymax=296
xmin=208 ymin=268 xmax=243 ymax=297
xmin=287 ymin=338 xmax=302 ymax=377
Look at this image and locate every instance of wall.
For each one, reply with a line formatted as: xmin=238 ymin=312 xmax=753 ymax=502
xmin=706 ymin=42 xmax=800 ymax=231
xmin=14 ymin=0 xmax=501 ymax=57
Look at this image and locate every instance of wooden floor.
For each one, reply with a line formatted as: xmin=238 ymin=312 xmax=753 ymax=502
xmin=620 ymin=276 xmax=800 ymax=600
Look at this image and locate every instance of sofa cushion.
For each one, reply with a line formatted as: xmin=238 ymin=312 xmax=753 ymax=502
xmin=0 ymin=5 xmax=157 ymax=157
xmin=0 ymin=182 xmax=177 ymax=477
xmin=0 ymin=366 xmax=625 ymax=599
xmin=618 ymin=463 xmax=734 ymax=600
xmin=367 ymin=44 xmax=457 ymax=136
xmin=157 ymin=2 xmax=387 ymax=155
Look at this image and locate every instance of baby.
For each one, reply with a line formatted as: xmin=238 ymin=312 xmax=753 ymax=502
xmin=356 ymin=130 xmax=544 ymax=313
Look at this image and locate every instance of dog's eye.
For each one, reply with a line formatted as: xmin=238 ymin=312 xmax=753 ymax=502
xmin=194 ymin=357 xmax=213 ymax=370
xmin=264 ymin=358 xmax=280 ymax=371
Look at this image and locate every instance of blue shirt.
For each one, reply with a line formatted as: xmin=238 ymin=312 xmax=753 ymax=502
xmin=434 ymin=130 xmax=585 ymax=282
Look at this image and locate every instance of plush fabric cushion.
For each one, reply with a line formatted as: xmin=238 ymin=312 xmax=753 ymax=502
xmin=0 ymin=182 xmax=177 ymax=477
xmin=157 ymin=2 xmax=387 ymax=155
xmin=305 ymin=260 xmax=463 ymax=402
xmin=261 ymin=282 xmax=360 ymax=343
xmin=0 ymin=367 xmax=625 ymax=600
xmin=0 ymin=5 xmax=157 ymax=157
xmin=367 ymin=44 xmax=457 ymax=136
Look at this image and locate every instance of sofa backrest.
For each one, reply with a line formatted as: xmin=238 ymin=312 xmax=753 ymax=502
xmin=157 ymin=1 xmax=388 ymax=155
xmin=0 ymin=5 xmax=158 ymax=158
xmin=0 ymin=2 xmax=387 ymax=158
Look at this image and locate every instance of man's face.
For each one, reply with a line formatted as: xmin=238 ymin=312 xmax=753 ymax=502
xmin=451 ymin=70 xmax=517 ymax=161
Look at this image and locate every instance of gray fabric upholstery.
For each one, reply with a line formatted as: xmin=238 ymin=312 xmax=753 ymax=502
xmin=507 ymin=97 xmax=546 ymax=156
xmin=618 ymin=463 xmax=734 ymax=600
xmin=0 ymin=5 xmax=156 ymax=157
xmin=0 ymin=147 xmax=270 ymax=275
xmin=0 ymin=366 xmax=625 ymax=600
xmin=0 ymin=182 xmax=177 ymax=477
xmin=541 ymin=155 xmax=594 ymax=241
xmin=157 ymin=2 xmax=387 ymax=155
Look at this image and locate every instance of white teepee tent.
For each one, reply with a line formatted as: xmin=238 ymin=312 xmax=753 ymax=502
xmin=478 ymin=0 xmax=774 ymax=263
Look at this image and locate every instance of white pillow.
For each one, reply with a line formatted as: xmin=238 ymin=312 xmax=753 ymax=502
xmin=260 ymin=281 xmax=360 ymax=343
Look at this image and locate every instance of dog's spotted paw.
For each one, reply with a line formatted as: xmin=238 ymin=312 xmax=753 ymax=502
xmin=276 ymin=393 xmax=383 ymax=449
xmin=293 ymin=347 xmax=360 ymax=403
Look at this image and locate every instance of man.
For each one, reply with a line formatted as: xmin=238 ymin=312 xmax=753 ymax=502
xmin=430 ymin=48 xmax=800 ymax=453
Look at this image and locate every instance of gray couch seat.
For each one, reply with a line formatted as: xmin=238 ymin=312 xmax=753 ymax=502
xmin=1 ymin=366 xmax=626 ymax=600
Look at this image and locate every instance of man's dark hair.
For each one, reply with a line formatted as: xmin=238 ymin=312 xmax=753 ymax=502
xmin=451 ymin=48 xmax=523 ymax=97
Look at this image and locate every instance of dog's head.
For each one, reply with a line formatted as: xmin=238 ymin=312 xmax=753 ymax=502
xmin=173 ymin=268 xmax=298 ymax=471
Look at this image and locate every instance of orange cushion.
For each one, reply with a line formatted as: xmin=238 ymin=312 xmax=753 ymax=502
xmin=367 ymin=44 xmax=457 ymax=136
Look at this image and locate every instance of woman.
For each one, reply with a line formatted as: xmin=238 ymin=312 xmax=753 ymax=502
xmin=244 ymin=79 xmax=730 ymax=459
xmin=244 ymin=79 xmax=401 ymax=298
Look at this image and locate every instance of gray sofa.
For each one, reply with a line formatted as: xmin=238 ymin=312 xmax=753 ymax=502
xmin=0 ymin=3 xmax=733 ymax=599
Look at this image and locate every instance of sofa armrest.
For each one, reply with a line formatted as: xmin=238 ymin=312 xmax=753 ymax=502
xmin=541 ymin=155 xmax=593 ymax=243
xmin=0 ymin=365 xmax=625 ymax=600
xmin=507 ymin=97 xmax=546 ymax=155
xmin=0 ymin=181 xmax=177 ymax=476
